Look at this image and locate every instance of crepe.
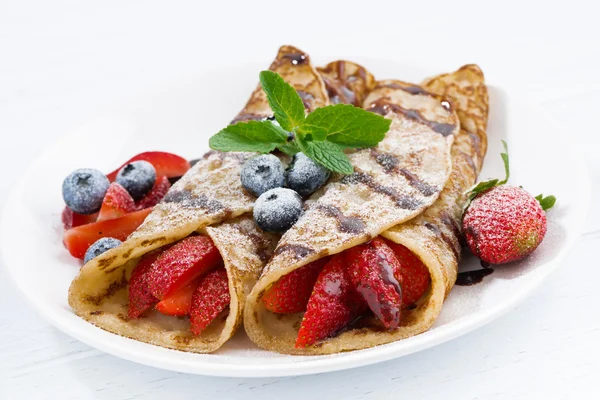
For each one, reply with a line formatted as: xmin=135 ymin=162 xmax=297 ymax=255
xmin=244 ymin=65 xmax=463 ymax=355
xmin=68 ymin=45 xmax=327 ymax=353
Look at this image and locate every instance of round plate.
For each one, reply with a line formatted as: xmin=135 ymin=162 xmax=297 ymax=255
xmin=0 ymin=58 xmax=591 ymax=377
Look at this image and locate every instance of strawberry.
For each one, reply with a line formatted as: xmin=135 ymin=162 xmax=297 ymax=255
xmin=262 ymin=258 xmax=328 ymax=314
xmin=345 ymin=238 xmax=402 ymax=329
xmin=190 ymin=268 xmax=230 ymax=335
xmin=295 ymin=254 xmax=366 ymax=348
xmin=463 ymin=185 xmax=548 ymax=264
xmin=462 ymin=141 xmax=555 ymax=265
xmin=135 ymin=176 xmax=171 ymax=210
xmin=97 ymin=183 xmax=136 ymax=221
xmin=146 ymin=235 xmax=222 ymax=300
xmin=107 ymin=152 xmax=190 ymax=182
xmin=63 ymin=208 xmax=152 ymax=259
xmin=61 ymin=207 xmax=98 ymax=230
xmin=128 ymin=250 xmax=163 ymax=319
xmin=155 ymin=278 xmax=199 ymax=316
xmin=383 ymin=239 xmax=431 ymax=307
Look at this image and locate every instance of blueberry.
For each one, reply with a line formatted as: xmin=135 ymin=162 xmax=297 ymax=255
xmin=62 ymin=168 xmax=110 ymax=214
xmin=253 ymin=188 xmax=303 ymax=232
xmin=286 ymin=153 xmax=331 ymax=197
xmin=116 ymin=160 xmax=156 ymax=200
xmin=241 ymin=154 xmax=285 ymax=197
xmin=84 ymin=237 xmax=122 ymax=264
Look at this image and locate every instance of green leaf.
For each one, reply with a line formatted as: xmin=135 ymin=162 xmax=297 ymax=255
xmin=209 ymin=120 xmax=288 ymax=153
xmin=277 ymin=143 xmax=301 ymax=156
xmin=301 ymin=141 xmax=353 ymax=174
xmin=499 ymin=140 xmax=510 ymax=184
xmin=259 ymin=70 xmax=306 ymax=132
xmin=301 ymin=104 xmax=391 ymax=148
xmin=465 ymin=179 xmax=499 ymax=200
xmin=536 ymin=194 xmax=556 ymax=211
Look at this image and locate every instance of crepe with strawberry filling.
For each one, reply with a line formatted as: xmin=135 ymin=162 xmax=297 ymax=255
xmin=244 ymin=63 xmax=487 ymax=354
xmin=68 ymin=45 xmax=328 ymax=353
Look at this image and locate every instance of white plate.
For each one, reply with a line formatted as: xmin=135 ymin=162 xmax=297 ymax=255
xmin=0 ymin=58 xmax=591 ymax=377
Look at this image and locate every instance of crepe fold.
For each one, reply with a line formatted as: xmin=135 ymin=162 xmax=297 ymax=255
xmin=244 ymin=64 xmax=468 ymax=354
xmin=68 ymin=45 xmax=327 ymax=353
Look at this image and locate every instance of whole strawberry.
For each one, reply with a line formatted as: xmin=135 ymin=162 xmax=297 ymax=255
xmin=463 ymin=141 xmax=555 ymax=265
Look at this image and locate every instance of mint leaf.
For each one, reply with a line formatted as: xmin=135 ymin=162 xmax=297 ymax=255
xmin=535 ymin=194 xmax=556 ymax=211
xmin=277 ymin=143 xmax=301 ymax=156
xmin=301 ymin=140 xmax=353 ymax=174
xmin=259 ymin=70 xmax=305 ymax=132
xmin=296 ymin=124 xmax=329 ymax=141
xmin=209 ymin=120 xmax=288 ymax=153
xmin=301 ymin=104 xmax=391 ymax=148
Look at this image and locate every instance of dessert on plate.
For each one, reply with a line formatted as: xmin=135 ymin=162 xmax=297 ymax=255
xmin=60 ymin=45 xmax=554 ymax=355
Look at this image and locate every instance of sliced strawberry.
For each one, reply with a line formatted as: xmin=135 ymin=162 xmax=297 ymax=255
xmin=63 ymin=208 xmax=152 ymax=259
xmin=146 ymin=235 xmax=222 ymax=300
xmin=262 ymin=258 xmax=328 ymax=314
xmin=61 ymin=207 xmax=98 ymax=230
xmin=107 ymin=152 xmax=190 ymax=182
xmin=295 ymin=254 xmax=367 ymax=348
xmin=384 ymin=239 xmax=431 ymax=307
xmin=128 ymin=250 xmax=163 ymax=319
xmin=97 ymin=183 xmax=136 ymax=221
xmin=155 ymin=278 xmax=199 ymax=316
xmin=135 ymin=176 xmax=171 ymax=210
xmin=190 ymin=268 xmax=230 ymax=335
xmin=345 ymin=238 xmax=403 ymax=329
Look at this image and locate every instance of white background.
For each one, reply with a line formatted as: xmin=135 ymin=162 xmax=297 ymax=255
xmin=1 ymin=0 xmax=599 ymax=398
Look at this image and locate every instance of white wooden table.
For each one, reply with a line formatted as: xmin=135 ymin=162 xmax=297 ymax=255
xmin=1 ymin=1 xmax=599 ymax=398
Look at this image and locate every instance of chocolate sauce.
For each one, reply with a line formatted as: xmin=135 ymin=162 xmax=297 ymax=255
xmin=424 ymin=222 xmax=459 ymax=260
xmin=398 ymin=168 xmax=437 ymax=196
xmin=316 ymin=204 xmax=366 ymax=234
xmin=367 ymin=99 xmax=456 ymax=137
xmin=283 ymin=52 xmax=307 ymax=65
xmin=456 ymin=268 xmax=494 ymax=286
xmin=273 ymin=243 xmax=315 ymax=260
xmin=341 ymin=172 xmax=422 ymax=210
xmin=371 ymin=150 xmax=399 ymax=173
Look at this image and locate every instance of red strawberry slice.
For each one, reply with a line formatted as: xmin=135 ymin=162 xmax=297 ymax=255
xmin=128 ymin=250 xmax=163 ymax=319
xmin=262 ymin=258 xmax=328 ymax=314
xmin=384 ymin=239 xmax=431 ymax=307
xmin=107 ymin=152 xmax=190 ymax=182
xmin=155 ymin=278 xmax=199 ymax=316
xmin=345 ymin=238 xmax=403 ymax=329
xmin=97 ymin=183 xmax=136 ymax=221
xmin=63 ymin=208 xmax=152 ymax=259
xmin=146 ymin=235 xmax=222 ymax=300
xmin=190 ymin=268 xmax=230 ymax=335
xmin=135 ymin=176 xmax=171 ymax=210
xmin=295 ymin=254 xmax=367 ymax=348
xmin=61 ymin=207 xmax=98 ymax=230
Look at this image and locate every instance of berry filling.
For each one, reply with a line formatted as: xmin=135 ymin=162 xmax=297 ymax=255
xmin=262 ymin=237 xmax=431 ymax=348
xmin=127 ymin=235 xmax=231 ymax=336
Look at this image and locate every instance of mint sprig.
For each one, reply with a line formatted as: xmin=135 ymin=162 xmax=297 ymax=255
xmin=208 ymin=71 xmax=391 ymax=174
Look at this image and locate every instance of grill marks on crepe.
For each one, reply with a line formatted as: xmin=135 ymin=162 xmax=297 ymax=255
xmin=317 ymin=60 xmax=376 ymax=106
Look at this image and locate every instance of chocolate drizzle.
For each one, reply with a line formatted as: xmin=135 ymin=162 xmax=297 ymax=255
xmin=283 ymin=52 xmax=307 ymax=65
xmin=341 ymin=172 xmax=421 ymax=210
xmin=456 ymin=268 xmax=494 ymax=286
xmin=316 ymin=205 xmax=366 ymax=234
xmin=367 ymin=99 xmax=456 ymax=137
xmin=274 ymin=243 xmax=315 ymax=260
xmin=162 ymin=190 xmax=224 ymax=213
xmin=369 ymin=150 xmax=437 ymax=197
xmin=424 ymin=222 xmax=460 ymax=261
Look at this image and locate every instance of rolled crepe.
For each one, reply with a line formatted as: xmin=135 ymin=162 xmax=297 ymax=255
xmin=68 ymin=45 xmax=327 ymax=353
xmin=244 ymin=66 xmax=463 ymax=354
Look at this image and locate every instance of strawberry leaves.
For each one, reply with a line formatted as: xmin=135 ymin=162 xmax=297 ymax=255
xmin=209 ymin=71 xmax=391 ymax=174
